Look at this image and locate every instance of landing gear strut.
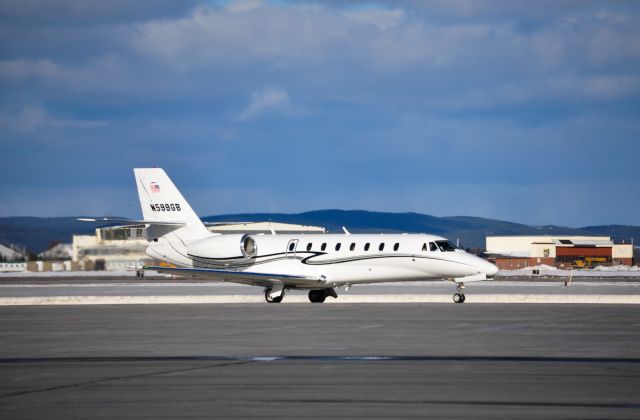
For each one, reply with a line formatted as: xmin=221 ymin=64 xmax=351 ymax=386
xmin=308 ymin=288 xmax=338 ymax=303
xmin=453 ymin=282 xmax=466 ymax=304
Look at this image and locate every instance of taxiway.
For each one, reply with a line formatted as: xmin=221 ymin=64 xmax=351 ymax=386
xmin=1 ymin=302 xmax=639 ymax=418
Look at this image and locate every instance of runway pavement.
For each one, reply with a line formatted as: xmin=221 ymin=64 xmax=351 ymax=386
xmin=1 ymin=303 xmax=639 ymax=418
xmin=1 ymin=277 xmax=640 ymax=304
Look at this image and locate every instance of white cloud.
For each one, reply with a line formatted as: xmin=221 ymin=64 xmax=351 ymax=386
xmin=0 ymin=56 xmax=133 ymax=94
xmin=1 ymin=2 xmax=640 ymax=139
xmin=0 ymin=59 xmax=59 ymax=82
xmin=237 ymin=88 xmax=290 ymax=121
xmin=3 ymin=2 xmax=638 ymax=110
xmin=224 ymin=0 xmax=263 ymax=14
xmin=344 ymin=8 xmax=405 ymax=30
xmin=0 ymin=105 xmax=108 ymax=133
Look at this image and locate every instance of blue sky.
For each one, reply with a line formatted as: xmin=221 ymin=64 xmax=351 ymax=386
xmin=1 ymin=0 xmax=639 ymax=226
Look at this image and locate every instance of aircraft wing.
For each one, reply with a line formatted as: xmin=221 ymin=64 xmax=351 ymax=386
xmin=144 ymin=265 xmax=317 ymax=288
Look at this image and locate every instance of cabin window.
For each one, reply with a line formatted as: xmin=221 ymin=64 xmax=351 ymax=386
xmin=350 ymin=243 xmax=356 ymax=251
xmin=429 ymin=242 xmax=437 ymax=252
xmin=306 ymin=243 xmax=312 ymax=251
xmin=321 ymin=243 xmax=327 ymax=251
xmin=288 ymin=242 xmax=295 ymax=252
xmin=335 ymin=243 xmax=341 ymax=251
xmin=422 ymin=243 xmax=427 ymax=251
xmin=393 ymin=243 xmax=399 ymax=251
xmin=379 ymin=243 xmax=385 ymax=251
xmin=364 ymin=243 xmax=370 ymax=251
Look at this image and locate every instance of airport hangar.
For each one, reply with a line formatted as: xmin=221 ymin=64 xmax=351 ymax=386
xmin=485 ymin=235 xmax=634 ymax=270
xmin=71 ymin=221 xmax=325 ymax=271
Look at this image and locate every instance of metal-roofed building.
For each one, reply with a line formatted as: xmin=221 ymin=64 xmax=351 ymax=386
xmin=486 ymin=236 xmax=634 ymax=270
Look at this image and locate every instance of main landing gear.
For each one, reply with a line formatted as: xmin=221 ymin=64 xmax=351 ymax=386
xmin=263 ymin=287 xmax=338 ymax=303
xmin=453 ymin=282 xmax=466 ymax=304
xmin=308 ymin=288 xmax=338 ymax=303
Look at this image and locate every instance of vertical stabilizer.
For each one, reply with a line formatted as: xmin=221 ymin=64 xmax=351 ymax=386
xmin=134 ymin=168 xmax=209 ymax=241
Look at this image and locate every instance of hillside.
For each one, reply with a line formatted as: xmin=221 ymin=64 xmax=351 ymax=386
xmin=202 ymin=210 xmax=640 ymax=251
xmin=0 ymin=217 xmax=98 ymax=255
xmin=1 ymin=211 xmax=638 ymax=253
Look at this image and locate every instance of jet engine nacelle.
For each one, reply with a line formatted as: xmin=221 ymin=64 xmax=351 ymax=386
xmin=187 ymin=234 xmax=257 ymax=263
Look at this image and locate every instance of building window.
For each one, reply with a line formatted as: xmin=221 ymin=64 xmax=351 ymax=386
xmin=306 ymin=243 xmax=312 ymax=251
xmin=321 ymin=243 xmax=327 ymax=251
xmin=350 ymin=243 xmax=356 ymax=251
xmin=335 ymin=243 xmax=341 ymax=251
xmin=379 ymin=243 xmax=385 ymax=251
xmin=394 ymin=243 xmax=399 ymax=251
xmin=364 ymin=243 xmax=370 ymax=251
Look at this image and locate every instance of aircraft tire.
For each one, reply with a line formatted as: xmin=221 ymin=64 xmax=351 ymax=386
xmin=308 ymin=290 xmax=326 ymax=303
xmin=265 ymin=289 xmax=284 ymax=303
xmin=453 ymin=293 xmax=465 ymax=304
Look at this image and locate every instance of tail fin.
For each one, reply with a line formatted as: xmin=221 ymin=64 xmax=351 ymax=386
xmin=134 ymin=168 xmax=209 ymax=241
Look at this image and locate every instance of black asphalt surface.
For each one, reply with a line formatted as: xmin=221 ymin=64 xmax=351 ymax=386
xmin=1 ymin=304 xmax=639 ymax=418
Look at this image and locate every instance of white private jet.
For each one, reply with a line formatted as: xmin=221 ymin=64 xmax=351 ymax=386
xmin=84 ymin=168 xmax=498 ymax=303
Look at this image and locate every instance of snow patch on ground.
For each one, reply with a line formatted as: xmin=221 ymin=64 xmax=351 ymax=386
xmin=593 ymin=265 xmax=640 ymax=272
xmin=0 ymin=270 xmax=142 ymax=278
xmin=499 ymin=265 xmax=640 ymax=277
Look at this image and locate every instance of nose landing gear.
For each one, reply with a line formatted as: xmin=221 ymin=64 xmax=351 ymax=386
xmin=453 ymin=282 xmax=466 ymax=303
xmin=264 ymin=287 xmax=285 ymax=303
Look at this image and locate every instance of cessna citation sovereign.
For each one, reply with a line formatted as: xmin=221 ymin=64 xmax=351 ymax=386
xmin=85 ymin=168 xmax=498 ymax=303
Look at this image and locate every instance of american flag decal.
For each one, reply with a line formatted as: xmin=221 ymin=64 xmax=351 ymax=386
xmin=150 ymin=182 xmax=160 ymax=193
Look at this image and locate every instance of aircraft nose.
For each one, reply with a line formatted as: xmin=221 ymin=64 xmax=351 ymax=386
xmin=464 ymin=254 xmax=499 ymax=277
xmin=481 ymin=259 xmax=499 ymax=277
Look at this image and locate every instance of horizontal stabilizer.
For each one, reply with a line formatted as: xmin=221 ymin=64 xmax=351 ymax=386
xmin=78 ymin=217 xmax=185 ymax=226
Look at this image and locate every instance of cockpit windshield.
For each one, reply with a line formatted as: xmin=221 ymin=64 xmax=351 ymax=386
xmin=435 ymin=240 xmax=457 ymax=252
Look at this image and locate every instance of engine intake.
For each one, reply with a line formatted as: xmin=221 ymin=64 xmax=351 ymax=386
xmin=187 ymin=234 xmax=257 ymax=263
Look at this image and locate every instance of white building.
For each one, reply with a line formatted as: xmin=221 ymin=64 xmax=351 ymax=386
xmin=72 ymin=225 xmax=149 ymax=270
xmin=486 ymin=235 xmax=634 ymax=269
xmin=0 ymin=244 xmax=26 ymax=272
